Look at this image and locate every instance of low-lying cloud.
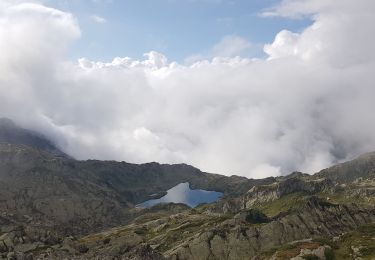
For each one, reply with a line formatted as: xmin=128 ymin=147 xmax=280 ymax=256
xmin=1 ymin=0 xmax=375 ymax=178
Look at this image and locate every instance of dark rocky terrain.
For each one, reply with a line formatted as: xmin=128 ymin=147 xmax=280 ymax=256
xmin=0 ymin=118 xmax=67 ymax=158
xmin=0 ymin=119 xmax=374 ymax=259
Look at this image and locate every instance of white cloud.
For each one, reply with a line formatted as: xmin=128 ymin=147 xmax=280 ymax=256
xmin=213 ymin=35 xmax=251 ymax=57
xmin=1 ymin=0 xmax=375 ymax=179
xmin=90 ymin=15 xmax=107 ymax=24
xmin=185 ymin=35 xmax=252 ymax=64
xmin=262 ymin=0 xmax=375 ymax=67
xmin=264 ymin=30 xmax=300 ymax=60
xmin=251 ymin=164 xmax=280 ymax=179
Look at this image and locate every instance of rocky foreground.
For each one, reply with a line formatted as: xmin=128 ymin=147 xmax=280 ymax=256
xmin=0 ymin=119 xmax=374 ymax=259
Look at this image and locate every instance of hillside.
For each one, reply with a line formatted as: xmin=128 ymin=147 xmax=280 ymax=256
xmin=0 ymin=121 xmax=374 ymax=259
xmin=0 ymin=143 xmax=274 ymax=235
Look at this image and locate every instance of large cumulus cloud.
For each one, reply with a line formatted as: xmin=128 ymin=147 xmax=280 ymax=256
xmin=1 ymin=0 xmax=375 ymax=178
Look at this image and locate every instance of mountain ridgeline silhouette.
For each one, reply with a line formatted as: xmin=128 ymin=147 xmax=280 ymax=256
xmin=0 ymin=118 xmax=374 ymax=259
xmin=0 ymin=118 xmax=67 ymax=158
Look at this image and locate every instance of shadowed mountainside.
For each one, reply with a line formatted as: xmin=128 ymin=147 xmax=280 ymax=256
xmin=315 ymin=151 xmax=375 ymax=183
xmin=0 ymin=143 xmax=273 ymax=235
xmin=0 ymin=119 xmax=374 ymax=259
xmin=0 ymin=118 xmax=67 ymax=158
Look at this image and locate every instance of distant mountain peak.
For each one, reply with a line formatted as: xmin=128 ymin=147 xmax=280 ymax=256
xmin=0 ymin=117 xmax=16 ymax=127
xmin=0 ymin=117 xmax=69 ymax=158
xmin=356 ymin=151 xmax=375 ymax=160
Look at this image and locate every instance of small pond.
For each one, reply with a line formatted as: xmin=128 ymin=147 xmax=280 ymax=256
xmin=137 ymin=182 xmax=223 ymax=208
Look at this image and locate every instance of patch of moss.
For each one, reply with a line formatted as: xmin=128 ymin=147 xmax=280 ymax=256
xmin=134 ymin=226 xmax=148 ymax=235
xmin=317 ymin=181 xmax=375 ymax=207
xmin=357 ymin=223 xmax=375 ymax=235
xmin=359 ymin=246 xmax=375 ymax=257
xmin=254 ymin=192 xmax=310 ymax=217
xmin=333 ymin=223 xmax=375 ymax=260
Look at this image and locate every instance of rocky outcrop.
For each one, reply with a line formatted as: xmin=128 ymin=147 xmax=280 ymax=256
xmin=243 ymin=176 xmax=334 ymax=208
xmin=1 ymin=122 xmax=375 ymax=259
xmin=0 ymin=143 xmax=268 ymax=236
xmin=1 ymin=196 xmax=373 ymax=259
xmin=166 ymin=198 xmax=375 ymax=260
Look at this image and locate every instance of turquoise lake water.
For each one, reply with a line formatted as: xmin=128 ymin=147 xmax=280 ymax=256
xmin=138 ymin=182 xmax=223 ymax=208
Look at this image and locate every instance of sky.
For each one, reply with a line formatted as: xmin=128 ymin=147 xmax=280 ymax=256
xmin=1 ymin=0 xmax=375 ymax=178
xmin=45 ymin=0 xmax=311 ymax=62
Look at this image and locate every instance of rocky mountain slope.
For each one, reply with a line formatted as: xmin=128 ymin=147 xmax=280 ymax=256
xmin=315 ymin=151 xmax=375 ymax=183
xmin=4 ymin=175 xmax=372 ymax=260
xmin=0 ymin=119 xmax=374 ymax=259
xmin=0 ymin=143 xmax=274 ymax=235
xmin=0 ymin=118 xmax=67 ymax=158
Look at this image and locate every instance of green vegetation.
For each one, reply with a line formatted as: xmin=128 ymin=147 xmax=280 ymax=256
xmin=152 ymin=214 xmax=231 ymax=253
xmin=324 ymin=247 xmax=335 ymax=260
xmin=253 ymin=192 xmax=310 ymax=217
xmin=257 ymin=241 xmax=322 ymax=259
xmin=257 ymin=224 xmax=375 ymax=260
xmin=252 ymin=182 xmax=278 ymax=192
xmin=318 ymin=189 xmax=375 ymax=207
xmin=333 ymin=223 xmax=375 ymax=260
xmin=358 ymin=223 xmax=375 ymax=234
xmin=134 ymin=226 xmax=148 ymax=235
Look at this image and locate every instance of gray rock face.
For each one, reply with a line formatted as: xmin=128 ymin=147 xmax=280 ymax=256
xmin=243 ymin=176 xmax=334 ymax=208
xmin=167 ymin=198 xmax=375 ymax=260
xmin=0 ymin=144 xmax=131 ymax=235
xmin=0 ymin=142 xmax=266 ymax=236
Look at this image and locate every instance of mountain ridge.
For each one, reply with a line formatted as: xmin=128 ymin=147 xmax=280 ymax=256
xmin=0 ymin=118 xmax=68 ymax=158
xmin=0 ymin=120 xmax=374 ymax=259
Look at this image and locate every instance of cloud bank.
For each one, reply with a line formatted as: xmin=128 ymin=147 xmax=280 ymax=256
xmin=1 ymin=0 xmax=375 ymax=178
